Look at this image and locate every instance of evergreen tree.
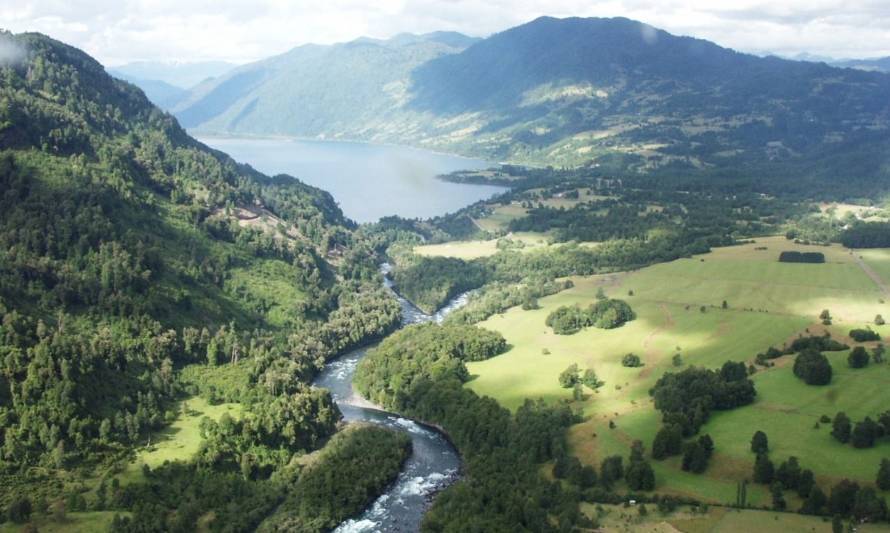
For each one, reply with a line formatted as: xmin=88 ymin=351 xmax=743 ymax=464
xmin=798 ymin=469 xmax=816 ymax=499
xmin=801 ymin=486 xmax=827 ymax=516
xmin=681 ymin=442 xmax=709 ymax=473
xmin=877 ymin=459 xmax=890 ymax=491
xmin=698 ymin=434 xmax=714 ymax=457
xmin=829 ymin=479 xmax=860 ymax=516
xmin=831 ymin=412 xmax=852 ymax=444
xmin=625 ymin=460 xmax=656 ymax=491
xmin=770 ymin=481 xmax=786 ymax=510
xmin=751 ymin=430 xmax=769 ymax=454
xmin=753 ymin=453 xmax=775 ymax=484
xmin=852 ymin=487 xmax=888 ymax=522
xmin=851 ymin=417 xmax=880 ymax=448
xmin=848 ymin=346 xmax=870 ymax=368
xmin=776 ymin=456 xmax=801 ymax=491
xmin=652 ymin=425 xmax=683 ymax=460
xmin=600 ymin=455 xmax=624 ymax=489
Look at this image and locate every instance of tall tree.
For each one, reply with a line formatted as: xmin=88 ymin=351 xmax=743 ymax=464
xmin=751 ymin=430 xmax=769 ymax=454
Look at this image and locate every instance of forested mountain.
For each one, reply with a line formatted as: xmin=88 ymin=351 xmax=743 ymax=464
xmin=178 ymin=16 xmax=890 ymax=182
xmin=0 ymin=30 xmax=406 ymax=526
xmin=108 ymin=60 xmax=236 ymax=89
xmin=832 ymin=56 xmax=890 ymax=73
xmin=106 ymin=71 xmax=188 ymax=108
xmin=173 ymin=31 xmax=478 ymax=134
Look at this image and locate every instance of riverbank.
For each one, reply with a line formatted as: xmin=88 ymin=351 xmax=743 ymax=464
xmin=311 ymin=268 xmax=470 ymax=532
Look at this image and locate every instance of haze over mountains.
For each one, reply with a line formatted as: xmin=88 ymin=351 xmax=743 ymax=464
xmin=108 ymin=60 xmax=237 ymax=108
xmin=163 ymin=16 xmax=890 ymax=183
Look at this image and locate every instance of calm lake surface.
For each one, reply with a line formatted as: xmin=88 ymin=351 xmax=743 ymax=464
xmin=198 ymin=137 xmax=507 ymax=223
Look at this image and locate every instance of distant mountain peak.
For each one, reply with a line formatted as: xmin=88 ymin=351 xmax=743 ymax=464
xmin=171 ymin=15 xmax=890 ymax=181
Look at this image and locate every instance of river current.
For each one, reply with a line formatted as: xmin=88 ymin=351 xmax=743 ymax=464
xmin=312 ymin=266 xmax=472 ymax=532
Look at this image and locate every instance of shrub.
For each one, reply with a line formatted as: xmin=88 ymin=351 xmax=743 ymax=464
xmin=848 ymin=346 xmax=870 ymax=368
xmin=793 ymin=350 xmax=833 ymax=385
xmin=751 ymin=431 xmax=769 ymax=454
xmin=559 ymin=364 xmax=580 ymax=388
xmin=849 ymin=329 xmax=880 ymax=342
xmin=621 ymin=353 xmax=643 ymax=368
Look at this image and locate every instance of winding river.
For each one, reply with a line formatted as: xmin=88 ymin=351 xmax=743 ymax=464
xmin=312 ymin=266 xmax=472 ymax=532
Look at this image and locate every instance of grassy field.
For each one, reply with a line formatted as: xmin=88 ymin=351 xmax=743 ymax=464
xmin=0 ymin=512 xmax=128 ymax=533
xmin=467 ymin=236 xmax=890 ymax=504
xmin=580 ymin=503 xmax=890 ymax=532
xmin=414 ymin=232 xmax=551 ymax=260
xmin=473 ymin=204 xmax=528 ymax=232
xmin=117 ymin=396 xmax=242 ymax=484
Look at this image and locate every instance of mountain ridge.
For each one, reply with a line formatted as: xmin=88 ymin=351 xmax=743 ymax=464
xmin=174 ymin=16 xmax=890 ymax=183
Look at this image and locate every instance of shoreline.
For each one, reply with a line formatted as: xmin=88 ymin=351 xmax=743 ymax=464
xmin=191 ymin=130 xmax=504 ymax=166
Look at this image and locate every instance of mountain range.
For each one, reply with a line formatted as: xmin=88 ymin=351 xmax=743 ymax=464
xmin=169 ymin=16 xmax=890 ymax=182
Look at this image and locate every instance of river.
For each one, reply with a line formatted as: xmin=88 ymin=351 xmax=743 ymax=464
xmin=312 ymin=266 xmax=472 ymax=532
xmin=197 ymin=137 xmax=507 ymax=223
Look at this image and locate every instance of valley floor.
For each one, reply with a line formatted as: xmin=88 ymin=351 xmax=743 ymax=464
xmin=460 ymin=236 xmax=890 ymax=510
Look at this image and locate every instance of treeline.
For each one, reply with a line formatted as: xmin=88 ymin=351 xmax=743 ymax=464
xmin=748 ymin=431 xmax=890 ymax=523
xmin=840 ymin=222 xmax=890 ymax=248
xmin=829 ymin=410 xmax=890 ymax=449
xmin=259 ymin=424 xmax=411 ymax=532
xmin=354 ymin=323 xmax=586 ymax=531
xmin=88 ymin=424 xmax=411 ymax=533
xmin=390 ymin=256 xmax=489 ymax=314
xmin=445 ymin=278 xmax=572 ymax=325
xmin=778 ymin=251 xmax=825 ymax=263
xmin=354 ymin=323 xmax=508 ymax=397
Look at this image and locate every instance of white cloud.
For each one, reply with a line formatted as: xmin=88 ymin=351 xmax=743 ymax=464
xmin=1 ymin=0 xmax=889 ymax=66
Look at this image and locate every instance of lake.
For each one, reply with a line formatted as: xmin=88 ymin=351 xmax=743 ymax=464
xmin=198 ymin=137 xmax=507 ymax=223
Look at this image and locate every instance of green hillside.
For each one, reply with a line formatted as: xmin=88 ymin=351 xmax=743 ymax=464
xmin=174 ymin=32 xmax=477 ymax=135
xmin=176 ymin=17 xmax=890 ymax=183
xmin=0 ymin=30 xmax=406 ymax=531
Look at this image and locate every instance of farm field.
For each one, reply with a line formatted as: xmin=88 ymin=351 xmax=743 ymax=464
xmin=470 ymin=187 xmax=643 ymax=233
xmin=0 ymin=512 xmax=126 ymax=533
xmin=473 ymin=203 xmax=528 ymax=232
xmin=467 ymin=236 xmax=890 ymax=504
xmin=581 ymin=503 xmax=890 ymax=532
xmin=413 ymin=231 xmax=551 ymax=259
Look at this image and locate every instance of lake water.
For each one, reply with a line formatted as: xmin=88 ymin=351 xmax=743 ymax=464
xmin=198 ymin=137 xmax=507 ymax=223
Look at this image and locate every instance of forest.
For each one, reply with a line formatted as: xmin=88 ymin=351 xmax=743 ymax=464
xmin=0 ymin=31 xmax=408 ymax=531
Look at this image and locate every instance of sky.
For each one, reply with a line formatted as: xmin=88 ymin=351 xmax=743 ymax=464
xmin=2 ymin=0 xmax=890 ymax=66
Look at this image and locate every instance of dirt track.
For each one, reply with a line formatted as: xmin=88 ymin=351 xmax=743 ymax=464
xmin=853 ymin=252 xmax=890 ymax=298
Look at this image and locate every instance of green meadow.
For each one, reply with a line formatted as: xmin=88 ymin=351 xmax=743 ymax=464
xmin=118 ymin=396 xmax=242 ymax=484
xmin=580 ymin=503 xmax=890 ymax=532
xmin=414 ymin=231 xmax=551 ymax=260
xmin=467 ymin=236 xmax=890 ymax=503
xmin=0 ymin=512 xmax=127 ymax=533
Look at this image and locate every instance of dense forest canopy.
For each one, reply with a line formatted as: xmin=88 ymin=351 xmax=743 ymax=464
xmin=0 ymin=30 xmax=408 ymax=530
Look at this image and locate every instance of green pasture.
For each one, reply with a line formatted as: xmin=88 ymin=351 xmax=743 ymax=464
xmin=467 ymin=236 xmax=890 ymax=503
xmin=0 ymin=512 xmax=128 ymax=533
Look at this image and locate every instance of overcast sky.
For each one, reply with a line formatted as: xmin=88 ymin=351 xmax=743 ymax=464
xmin=3 ymin=0 xmax=890 ymax=66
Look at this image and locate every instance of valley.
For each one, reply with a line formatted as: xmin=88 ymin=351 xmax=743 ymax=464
xmin=3 ymin=9 xmax=890 ymax=533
